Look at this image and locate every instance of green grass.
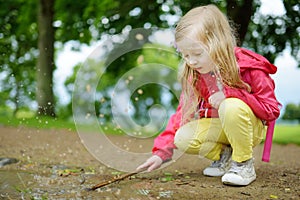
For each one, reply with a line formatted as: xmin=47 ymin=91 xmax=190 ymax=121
xmin=0 ymin=114 xmax=124 ymax=134
xmin=0 ymin=115 xmax=76 ymax=131
xmin=0 ymin=111 xmax=299 ymax=145
xmin=273 ymin=125 xmax=300 ymax=145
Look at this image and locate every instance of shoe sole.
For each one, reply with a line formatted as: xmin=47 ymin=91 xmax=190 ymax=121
xmin=222 ymin=179 xmax=255 ymax=186
xmin=222 ymin=175 xmax=256 ymax=186
xmin=203 ymin=171 xmax=225 ymax=177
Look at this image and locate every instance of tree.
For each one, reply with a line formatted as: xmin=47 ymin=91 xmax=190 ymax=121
xmin=66 ymin=0 xmax=299 ymax=124
xmin=244 ymin=0 xmax=300 ymax=65
xmin=0 ymin=0 xmax=120 ymax=117
xmin=282 ymin=103 xmax=300 ymax=123
xmin=36 ymin=0 xmax=56 ymax=116
xmin=226 ymin=0 xmax=253 ymax=45
xmin=81 ymin=0 xmax=299 ymax=65
xmin=0 ymin=0 xmax=299 ymax=119
xmin=0 ymin=0 xmax=37 ymax=116
xmin=0 ymin=0 xmax=56 ymax=117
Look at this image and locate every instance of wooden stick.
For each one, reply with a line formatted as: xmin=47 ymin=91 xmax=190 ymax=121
xmin=86 ymin=171 xmax=140 ymax=191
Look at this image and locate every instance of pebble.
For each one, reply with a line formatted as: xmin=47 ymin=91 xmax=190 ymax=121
xmin=0 ymin=158 xmax=19 ymax=167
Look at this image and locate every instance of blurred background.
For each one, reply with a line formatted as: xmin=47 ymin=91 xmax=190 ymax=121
xmin=0 ymin=0 xmax=299 ymax=139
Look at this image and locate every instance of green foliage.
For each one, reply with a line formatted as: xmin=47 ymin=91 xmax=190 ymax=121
xmin=1 ymin=0 xmax=299 ymax=120
xmin=244 ymin=0 xmax=300 ymax=65
xmin=0 ymin=0 xmax=37 ymax=115
xmin=66 ymin=40 xmax=181 ymax=125
xmin=282 ymin=103 xmax=300 ymax=123
xmin=56 ymin=103 xmax=73 ymax=120
xmin=0 ymin=113 xmax=76 ymax=131
xmin=142 ymin=43 xmax=180 ymax=69
xmin=55 ymin=0 xmax=119 ymax=43
xmin=128 ymin=43 xmax=181 ymax=125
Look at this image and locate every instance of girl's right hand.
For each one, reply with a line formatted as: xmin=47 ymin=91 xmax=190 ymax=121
xmin=136 ymin=155 xmax=163 ymax=172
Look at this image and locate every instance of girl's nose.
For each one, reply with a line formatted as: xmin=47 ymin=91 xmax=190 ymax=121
xmin=188 ymin=58 xmax=197 ymax=65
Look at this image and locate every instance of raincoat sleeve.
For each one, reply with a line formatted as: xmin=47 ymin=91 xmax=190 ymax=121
xmin=152 ymin=96 xmax=183 ymax=161
xmin=224 ymin=69 xmax=280 ymax=122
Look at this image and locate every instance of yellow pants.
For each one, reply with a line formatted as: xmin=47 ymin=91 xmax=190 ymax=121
xmin=174 ymin=98 xmax=266 ymax=162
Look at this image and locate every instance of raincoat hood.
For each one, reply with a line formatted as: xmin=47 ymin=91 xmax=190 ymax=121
xmin=235 ymin=47 xmax=277 ymax=74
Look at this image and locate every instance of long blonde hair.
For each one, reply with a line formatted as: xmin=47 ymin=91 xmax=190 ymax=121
xmin=175 ymin=4 xmax=250 ymax=123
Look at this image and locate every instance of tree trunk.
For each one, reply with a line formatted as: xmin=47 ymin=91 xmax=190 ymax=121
xmin=13 ymin=80 xmax=20 ymax=117
xmin=226 ymin=0 xmax=253 ymax=46
xmin=37 ymin=0 xmax=56 ymax=117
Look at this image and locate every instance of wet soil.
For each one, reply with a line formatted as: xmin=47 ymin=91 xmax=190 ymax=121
xmin=0 ymin=126 xmax=299 ymax=199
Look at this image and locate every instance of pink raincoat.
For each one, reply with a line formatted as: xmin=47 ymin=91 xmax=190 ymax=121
xmin=152 ymin=47 xmax=281 ymax=162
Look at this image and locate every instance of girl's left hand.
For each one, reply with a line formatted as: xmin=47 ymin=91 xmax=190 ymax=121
xmin=208 ymin=91 xmax=225 ymax=109
xmin=136 ymin=155 xmax=163 ymax=172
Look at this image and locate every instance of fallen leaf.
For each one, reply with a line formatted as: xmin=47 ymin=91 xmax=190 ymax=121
xmin=270 ymin=194 xmax=278 ymax=199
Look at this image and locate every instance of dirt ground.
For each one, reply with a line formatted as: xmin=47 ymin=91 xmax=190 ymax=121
xmin=0 ymin=126 xmax=299 ymax=200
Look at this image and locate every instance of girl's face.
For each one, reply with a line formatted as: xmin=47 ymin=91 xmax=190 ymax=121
xmin=177 ymin=39 xmax=215 ymax=74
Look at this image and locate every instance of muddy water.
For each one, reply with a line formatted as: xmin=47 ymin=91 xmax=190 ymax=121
xmin=0 ymin=169 xmax=89 ymax=199
xmin=0 ymin=168 xmax=147 ymax=199
xmin=0 ymin=170 xmax=34 ymax=199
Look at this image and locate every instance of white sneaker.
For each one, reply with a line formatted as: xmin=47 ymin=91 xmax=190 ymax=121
xmin=203 ymin=146 xmax=232 ymax=177
xmin=222 ymin=158 xmax=256 ymax=186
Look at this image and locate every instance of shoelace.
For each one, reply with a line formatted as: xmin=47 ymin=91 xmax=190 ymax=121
xmin=228 ymin=162 xmax=240 ymax=173
xmin=228 ymin=161 xmax=248 ymax=174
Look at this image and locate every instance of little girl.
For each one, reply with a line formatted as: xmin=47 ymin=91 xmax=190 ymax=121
xmin=137 ymin=4 xmax=280 ymax=186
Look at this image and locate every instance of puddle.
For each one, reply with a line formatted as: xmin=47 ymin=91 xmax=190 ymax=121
xmin=0 ymin=169 xmax=86 ymax=199
xmin=0 ymin=169 xmax=123 ymax=199
xmin=0 ymin=170 xmax=34 ymax=199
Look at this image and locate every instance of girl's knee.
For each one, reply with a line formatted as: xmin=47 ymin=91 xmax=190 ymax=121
xmin=174 ymin=119 xmax=217 ymax=154
xmin=174 ymin=121 xmax=197 ymax=151
xmin=174 ymin=128 xmax=200 ymax=154
xmin=174 ymin=129 xmax=191 ymax=151
xmin=219 ymin=98 xmax=252 ymax=120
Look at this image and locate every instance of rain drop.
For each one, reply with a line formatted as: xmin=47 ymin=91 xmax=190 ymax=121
xmin=100 ymin=98 xmax=106 ymax=103
xmin=135 ymin=33 xmax=144 ymax=41
xmin=86 ymin=84 xmax=91 ymax=92
xmin=137 ymin=55 xmax=144 ymax=64
xmin=137 ymin=89 xmax=143 ymax=95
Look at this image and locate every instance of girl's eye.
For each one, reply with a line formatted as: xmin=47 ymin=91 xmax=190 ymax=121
xmin=183 ymin=54 xmax=189 ymax=59
xmin=194 ymin=52 xmax=202 ymax=56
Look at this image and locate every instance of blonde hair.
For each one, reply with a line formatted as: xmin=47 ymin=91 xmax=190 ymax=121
xmin=175 ymin=4 xmax=250 ymax=123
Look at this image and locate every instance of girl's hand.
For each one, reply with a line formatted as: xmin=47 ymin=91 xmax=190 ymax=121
xmin=136 ymin=155 xmax=163 ymax=172
xmin=208 ymin=91 xmax=225 ymax=109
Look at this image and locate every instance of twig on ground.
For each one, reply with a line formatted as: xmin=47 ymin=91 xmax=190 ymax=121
xmin=85 ymin=170 xmax=141 ymax=191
